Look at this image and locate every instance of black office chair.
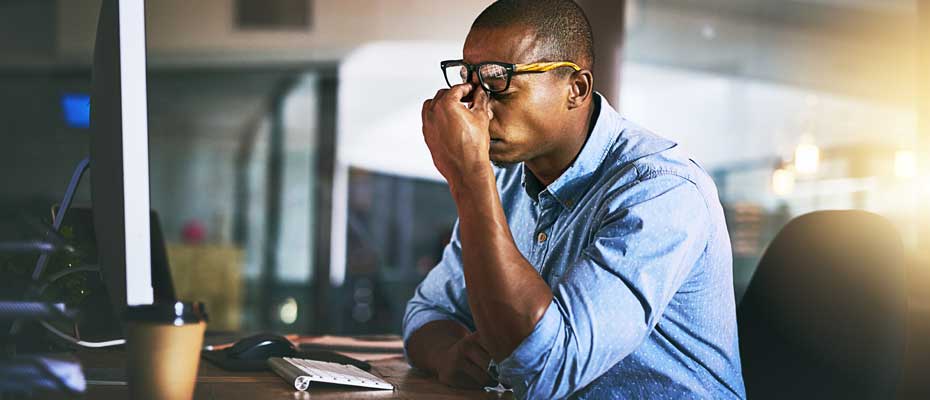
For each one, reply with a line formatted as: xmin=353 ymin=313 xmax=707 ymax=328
xmin=738 ymin=210 xmax=907 ymax=399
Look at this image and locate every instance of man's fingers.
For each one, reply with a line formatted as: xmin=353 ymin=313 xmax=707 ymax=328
xmin=464 ymin=351 xmax=491 ymax=380
xmin=434 ymin=88 xmax=449 ymax=99
xmin=460 ymin=358 xmax=494 ymax=387
xmin=422 ymin=98 xmax=432 ymax=121
xmin=470 ymin=86 xmax=492 ymax=119
xmin=441 ymin=83 xmax=475 ymax=103
xmin=463 ymin=337 xmax=491 ymax=372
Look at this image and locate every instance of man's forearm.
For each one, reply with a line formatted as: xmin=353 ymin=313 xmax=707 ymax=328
xmin=450 ymin=168 xmax=554 ymax=361
xmin=406 ymin=320 xmax=470 ymax=373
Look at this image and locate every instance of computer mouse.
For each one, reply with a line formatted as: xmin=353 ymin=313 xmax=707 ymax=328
xmin=226 ymin=333 xmax=298 ymax=360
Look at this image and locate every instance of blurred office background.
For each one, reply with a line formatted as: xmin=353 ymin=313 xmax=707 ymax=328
xmin=0 ymin=0 xmax=927 ymax=340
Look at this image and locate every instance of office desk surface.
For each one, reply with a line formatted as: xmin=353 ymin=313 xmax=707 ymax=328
xmin=76 ymin=347 xmax=513 ymax=399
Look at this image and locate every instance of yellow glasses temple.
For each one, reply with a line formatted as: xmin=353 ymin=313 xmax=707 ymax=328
xmin=514 ymin=61 xmax=582 ymax=73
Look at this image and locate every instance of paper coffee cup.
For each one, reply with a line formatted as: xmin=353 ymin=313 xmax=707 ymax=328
xmin=125 ymin=302 xmax=208 ymax=400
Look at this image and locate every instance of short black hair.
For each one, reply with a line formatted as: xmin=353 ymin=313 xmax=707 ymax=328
xmin=470 ymin=0 xmax=595 ymax=70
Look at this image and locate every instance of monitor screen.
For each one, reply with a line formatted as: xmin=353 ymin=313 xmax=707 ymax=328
xmin=90 ymin=0 xmax=155 ymax=313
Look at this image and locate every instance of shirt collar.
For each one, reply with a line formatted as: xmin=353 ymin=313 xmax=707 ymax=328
xmin=520 ymin=93 xmax=616 ymax=209
xmin=520 ymin=92 xmax=676 ymax=210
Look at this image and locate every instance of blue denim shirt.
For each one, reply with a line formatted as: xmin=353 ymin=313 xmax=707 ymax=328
xmin=403 ymin=94 xmax=745 ymax=399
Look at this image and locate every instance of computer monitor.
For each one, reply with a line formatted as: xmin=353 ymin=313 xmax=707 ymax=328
xmin=89 ymin=0 xmax=155 ymax=314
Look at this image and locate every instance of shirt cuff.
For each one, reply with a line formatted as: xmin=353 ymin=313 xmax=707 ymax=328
xmin=498 ymin=299 xmax=563 ymax=376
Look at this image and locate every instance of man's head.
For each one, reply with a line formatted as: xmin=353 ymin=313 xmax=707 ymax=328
xmin=463 ymin=0 xmax=596 ymax=167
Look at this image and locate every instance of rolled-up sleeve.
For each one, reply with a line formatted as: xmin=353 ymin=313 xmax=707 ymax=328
xmin=402 ymin=221 xmax=475 ymax=356
xmin=498 ymin=175 xmax=712 ymax=399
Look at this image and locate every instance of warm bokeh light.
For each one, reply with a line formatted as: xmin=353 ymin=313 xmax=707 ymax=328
xmin=278 ymin=297 xmax=299 ymax=325
xmin=794 ymin=143 xmax=820 ymax=175
xmin=894 ymin=150 xmax=917 ymax=179
xmin=772 ymin=167 xmax=796 ymax=197
xmin=921 ymin=171 xmax=930 ymax=198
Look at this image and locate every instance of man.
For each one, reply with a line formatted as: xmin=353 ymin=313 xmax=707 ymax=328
xmin=403 ymin=0 xmax=745 ymax=398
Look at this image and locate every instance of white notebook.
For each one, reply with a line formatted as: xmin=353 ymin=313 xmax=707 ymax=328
xmin=268 ymin=357 xmax=394 ymax=391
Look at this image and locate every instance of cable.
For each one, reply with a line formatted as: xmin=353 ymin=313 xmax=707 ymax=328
xmin=33 ymin=266 xmax=99 ymax=296
xmin=39 ymin=321 xmax=125 ymax=348
xmin=31 ymin=157 xmax=89 ymax=281
xmin=14 ymin=265 xmax=124 ymax=349
xmin=2 ymin=157 xmax=125 ymax=349
xmin=0 ymin=302 xmax=76 ymax=321
xmin=0 ymin=241 xmax=57 ymax=253
xmin=36 ymin=266 xmax=126 ymax=349
xmin=5 ymin=157 xmax=122 ymax=349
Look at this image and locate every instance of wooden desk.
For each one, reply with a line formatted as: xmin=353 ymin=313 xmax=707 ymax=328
xmin=76 ymin=348 xmax=513 ymax=399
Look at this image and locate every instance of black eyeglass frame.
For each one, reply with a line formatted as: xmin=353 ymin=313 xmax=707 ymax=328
xmin=440 ymin=59 xmax=582 ymax=94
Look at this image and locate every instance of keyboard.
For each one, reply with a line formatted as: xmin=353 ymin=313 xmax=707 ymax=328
xmin=268 ymin=357 xmax=394 ymax=391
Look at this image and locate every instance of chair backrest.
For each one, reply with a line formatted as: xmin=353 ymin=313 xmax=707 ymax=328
xmin=737 ymin=210 xmax=907 ymax=399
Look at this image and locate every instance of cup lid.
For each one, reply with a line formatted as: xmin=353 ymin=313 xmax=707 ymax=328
xmin=124 ymin=301 xmax=208 ymax=325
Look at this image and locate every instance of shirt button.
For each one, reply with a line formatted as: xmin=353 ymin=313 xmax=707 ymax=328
xmin=537 ymin=231 xmax=548 ymax=243
xmin=565 ymin=199 xmax=574 ymax=208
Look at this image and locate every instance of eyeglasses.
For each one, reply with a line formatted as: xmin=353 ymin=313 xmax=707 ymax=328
xmin=440 ymin=60 xmax=582 ymax=94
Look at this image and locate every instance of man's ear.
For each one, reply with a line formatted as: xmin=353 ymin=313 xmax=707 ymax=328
xmin=567 ymin=70 xmax=594 ymax=110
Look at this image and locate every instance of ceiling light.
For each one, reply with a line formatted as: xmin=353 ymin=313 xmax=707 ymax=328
xmin=794 ymin=143 xmax=820 ymax=175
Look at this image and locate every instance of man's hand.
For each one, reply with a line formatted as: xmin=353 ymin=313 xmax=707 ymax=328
xmin=434 ymin=332 xmax=495 ymax=389
xmin=421 ymin=83 xmax=494 ymax=187
xmin=406 ymin=320 xmax=495 ymax=389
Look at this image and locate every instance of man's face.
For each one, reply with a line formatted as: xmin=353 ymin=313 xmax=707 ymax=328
xmin=463 ymin=25 xmax=573 ymax=165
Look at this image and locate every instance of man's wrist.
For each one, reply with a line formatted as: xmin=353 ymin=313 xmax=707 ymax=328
xmin=448 ymin=162 xmax=496 ymax=201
